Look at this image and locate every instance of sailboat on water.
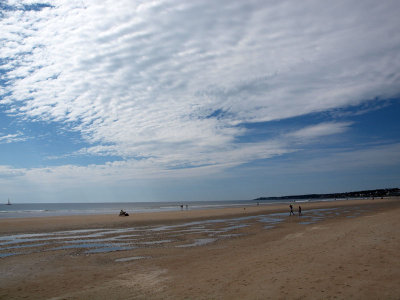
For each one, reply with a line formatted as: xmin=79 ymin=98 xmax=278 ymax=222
xmin=6 ymin=198 xmax=11 ymax=205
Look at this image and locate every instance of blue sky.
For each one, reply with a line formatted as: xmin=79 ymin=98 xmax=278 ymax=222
xmin=1 ymin=0 xmax=400 ymax=203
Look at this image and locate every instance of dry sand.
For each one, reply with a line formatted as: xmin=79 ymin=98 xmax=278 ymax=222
xmin=0 ymin=198 xmax=399 ymax=299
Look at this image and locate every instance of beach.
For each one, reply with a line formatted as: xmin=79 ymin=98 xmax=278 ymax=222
xmin=0 ymin=198 xmax=399 ymax=299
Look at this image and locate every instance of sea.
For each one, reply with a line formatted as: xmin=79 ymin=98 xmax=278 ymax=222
xmin=0 ymin=198 xmax=352 ymax=219
xmin=0 ymin=200 xmax=256 ymax=218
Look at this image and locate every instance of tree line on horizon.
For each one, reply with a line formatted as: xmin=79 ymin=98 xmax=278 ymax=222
xmin=254 ymin=188 xmax=400 ymax=201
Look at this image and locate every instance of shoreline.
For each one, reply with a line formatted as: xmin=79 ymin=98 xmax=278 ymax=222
xmin=0 ymin=196 xmax=391 ymax=218
xmin=0 ymin=197 xmax=397 ymax=234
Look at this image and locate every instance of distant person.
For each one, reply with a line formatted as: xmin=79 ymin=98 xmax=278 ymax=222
xmin=186 ymin=204 xmax=188 ymax=210
xmin=289 ymin=204 xmax=295 ymax=216
xmin=298 ymin=205 xmax=302 ymax=216
xmin=180 ymin=204 xmax=184 ymax=210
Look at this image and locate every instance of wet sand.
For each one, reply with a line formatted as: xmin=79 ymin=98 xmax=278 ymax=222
xmin=0 ymin=197 xmax=399 ymax=299
xmin=0 ymin=198 xmax=391 ymax=234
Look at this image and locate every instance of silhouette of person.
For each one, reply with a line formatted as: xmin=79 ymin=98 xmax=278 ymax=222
xmin=298 ymin=205 xmax=302 ymax=216
xmin=289 ymin=204 xmax=295 ymax=216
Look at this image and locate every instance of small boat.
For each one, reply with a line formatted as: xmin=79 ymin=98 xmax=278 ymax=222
xmin=6 ymin=198 xmax=11 ymax=205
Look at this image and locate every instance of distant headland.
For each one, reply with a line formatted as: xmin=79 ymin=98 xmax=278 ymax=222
xmin=254 ymin=188 xmax=400 ymax=201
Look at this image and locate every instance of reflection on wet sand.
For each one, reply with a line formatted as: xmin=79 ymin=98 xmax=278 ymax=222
xmin=0 ymin=205 xmax=369 ymax=258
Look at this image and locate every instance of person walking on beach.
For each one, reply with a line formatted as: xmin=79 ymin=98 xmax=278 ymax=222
xmin=289 ymin=204 xmax=295 ymax=216
xmin=298 ymin=205 xmax=302 ymax=216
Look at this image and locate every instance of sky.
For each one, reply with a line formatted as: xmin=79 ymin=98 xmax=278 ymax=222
xmin=1 ymin=0 xmax=400 ymax=203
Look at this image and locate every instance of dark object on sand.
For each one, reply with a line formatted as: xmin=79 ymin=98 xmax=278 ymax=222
xmin=119 ymin=210 xmax=129 ymax=216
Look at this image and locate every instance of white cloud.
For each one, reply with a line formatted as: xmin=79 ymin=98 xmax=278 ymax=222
xmin=282 ymin=142 xmax=400 ymax=174
xmin=226 ymin=142 xmax=400 ymax=176
xmin=1 ymin=0 xmax=400 ymax=177
xmin=1 ymin=141 xmax=399 ymax=192
xmin=0 ymin=165 xmax=25 ymax=178
xmin=286 ymin=122 xmax=353 ymax=140
xmin=0 ymin=132 xmax=27 ymax=144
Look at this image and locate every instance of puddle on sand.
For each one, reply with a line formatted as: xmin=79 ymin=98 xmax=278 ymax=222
xmin=263 ymin=225 xmax=276 ymax=229
xmin=298 ymin=221 xmax=314 ymax=225
xmin=0 ymin=205 xmax=371 ymax=258
xmin=258 ymin=216 xmax=284 ymax=225
xmin=139 ymin=239 xmax=173 ymax=245
xmin=218 ymin=234 xmax=243 ymax=238
xmin=0 ymin=252 xmax=19 ymax=258
xmin=176 ymin=238 xmax=217 ymax=248
xmin=86 ymin=246 xmax=134 ymax=254
xmin=220 ymin=224 xmax=249 ymax=232
xmin=268 ymin=212 xmax=289 ymax=217
xmin=115 ymin=256 xmax=150 ymax=262
xmin=0 ymin=229 xmax=140 ymax=247
xmin=51 ymin=243 xmax=135 ymax=254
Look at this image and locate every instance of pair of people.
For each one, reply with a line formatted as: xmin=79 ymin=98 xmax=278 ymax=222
xmin=289 ymin=204 xmax=302 ymax=216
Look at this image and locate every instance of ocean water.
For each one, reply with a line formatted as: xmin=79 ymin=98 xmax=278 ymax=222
xmin=0 ymin=200 xmax=268 ymax=218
